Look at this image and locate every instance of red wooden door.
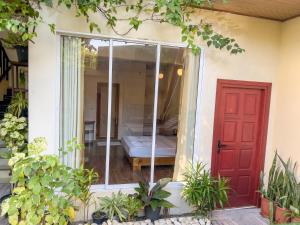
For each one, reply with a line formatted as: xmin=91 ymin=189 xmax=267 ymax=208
xmin=212 ymin=79 xmax=271 ymax=207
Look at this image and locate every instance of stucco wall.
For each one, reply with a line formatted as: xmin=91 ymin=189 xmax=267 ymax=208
xmin=271 ymin=17 xmax=300 ymax=177
xmin=29 ymin=5 xmax=284 ymax=216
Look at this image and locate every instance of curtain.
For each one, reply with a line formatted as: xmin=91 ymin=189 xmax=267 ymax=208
xmin=173 ymin=49 xmax=200 ymax=181
xmin=60 ymin=36 xmax=84 ymax=168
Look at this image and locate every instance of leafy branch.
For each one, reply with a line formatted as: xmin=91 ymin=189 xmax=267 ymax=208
xmin=0 ymin=0 xmax=244 ymax=54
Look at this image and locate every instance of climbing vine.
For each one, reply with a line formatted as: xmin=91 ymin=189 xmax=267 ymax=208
xmin=0 ymin=0 xmax=244 ymax=54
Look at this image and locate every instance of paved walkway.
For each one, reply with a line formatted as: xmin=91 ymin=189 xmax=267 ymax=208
xmin=212 ymin=207 xmax=268 ymax=225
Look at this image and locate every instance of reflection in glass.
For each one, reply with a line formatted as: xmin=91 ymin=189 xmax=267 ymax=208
xmin=62 ymin=36 xmax=201 ymax=185
xmin=109 ymin=41 xmax=157 ymax=184
xmin=83 ymin=39 xmax=110 ymax=184
xmin=155 ymin=47 xmax=200 ymax=182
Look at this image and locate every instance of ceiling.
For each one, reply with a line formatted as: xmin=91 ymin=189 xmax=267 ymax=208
xmin=201 ymin=0 xmax=300 ymax=21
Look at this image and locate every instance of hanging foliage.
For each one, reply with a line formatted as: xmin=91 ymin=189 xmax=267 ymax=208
xmin=0 ymin=0 xmax=244 ymax=54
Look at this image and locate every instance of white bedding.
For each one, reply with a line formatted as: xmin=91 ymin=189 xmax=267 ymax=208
xmin=121 ymin=135 xmax=177 ymax=158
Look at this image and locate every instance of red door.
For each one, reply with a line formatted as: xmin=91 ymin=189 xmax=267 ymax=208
xmin=212 ymin=79 xmax=271 ymax=207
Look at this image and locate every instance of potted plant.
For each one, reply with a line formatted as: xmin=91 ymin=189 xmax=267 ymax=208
xmin=97 ymin=191 xmax=128 ymax=222
xmin=2 ymin=32 xmax=28 ymax=63
xmin=259 ymin=154 xmax=278 ymax=219
xmin=125 ymin=194 xmax=142 ymax=221
xmin=290 ymin=181 xmax=300 ymax=222
xmin=273 ymin=154 xmax=297 ymax=224
xmin=91 ymin=210 xmax=108 ymax=224
xmin=7 ymin=92 xmax=28 ymax=118
xmin=290 ymin=205 xmax=300 ymax=223
xmin=135 ymin=178 xmax=174 ymax=221
xmin=182 ymin=162 xmax=229 ymax=219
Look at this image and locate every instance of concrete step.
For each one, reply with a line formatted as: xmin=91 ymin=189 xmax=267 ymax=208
xmin=0 ymin=159 xmax=9 ymax=170
xmin=0 ymin=141 xmax=5 ymax=148
xmin=0 ymin=171 xmax=11 ymax=184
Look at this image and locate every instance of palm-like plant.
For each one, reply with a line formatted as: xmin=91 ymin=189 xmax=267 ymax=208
xmin=182 ymin=162 xmax=229 ymax=218
xmin=7 ymin=92 xmax=27 ymax=118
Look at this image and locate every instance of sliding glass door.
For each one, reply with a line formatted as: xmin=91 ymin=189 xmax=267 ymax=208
xmin=60 ymin=36 xmax=202 ymax=185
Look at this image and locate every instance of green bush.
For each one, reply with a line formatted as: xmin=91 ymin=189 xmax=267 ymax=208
xmin=182 ymin=162 xmax=229 ymax=218
xmin=1 ymin=137 xmax=82 ymax=225
xmin=0 ymin=113 xmax=27 ymax=158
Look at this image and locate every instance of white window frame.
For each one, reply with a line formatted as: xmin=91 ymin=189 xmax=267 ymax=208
xmin=56 ymin=30 xmax=206 ymax=190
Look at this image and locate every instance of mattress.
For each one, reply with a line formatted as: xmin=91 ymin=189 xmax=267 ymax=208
xmin=121 ymin=135 xmax=177 ymax=158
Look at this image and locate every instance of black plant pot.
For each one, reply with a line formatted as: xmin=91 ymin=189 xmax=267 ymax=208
xmin=15 ymin=46 xmax=28 ymax=63
xmin=92 ymin=212 xmax=108 ymax=225
xmin=144 ymin=206 xmax=161 ymax=221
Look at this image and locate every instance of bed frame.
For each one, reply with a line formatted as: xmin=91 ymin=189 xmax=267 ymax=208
xmin=125 ymin=154 xmax=175 ymax=172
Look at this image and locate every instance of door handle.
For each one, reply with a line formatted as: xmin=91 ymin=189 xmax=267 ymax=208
xmin=217 ymin=140 xmax=227 ymax=154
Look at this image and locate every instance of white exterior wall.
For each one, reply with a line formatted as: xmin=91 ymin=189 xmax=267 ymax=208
xmin=272 ymin=17 xmax=300 ymax=178
xmin=29 ymin=5 xmax=289 ymax=217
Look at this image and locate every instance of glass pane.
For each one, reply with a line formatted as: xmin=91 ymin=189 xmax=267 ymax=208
xmin=109 ymin=41 xmax=157 ymax=184
xmin=154 ymin=47 xmax=200 ymax=182
xmin=83 ymin=39 xmax=110 ymax=184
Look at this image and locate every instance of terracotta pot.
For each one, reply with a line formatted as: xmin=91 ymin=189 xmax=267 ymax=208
xmin=275 ymin=205 xmax=291 ymax=224
xmin=261 ymin=196 xmax=271 ymax=218
xmin=291 ymin=216 xmax=300 ymax=223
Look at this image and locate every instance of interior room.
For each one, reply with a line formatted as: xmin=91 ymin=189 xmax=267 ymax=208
xmin=82 ymin=39 xmax=188 ymax=184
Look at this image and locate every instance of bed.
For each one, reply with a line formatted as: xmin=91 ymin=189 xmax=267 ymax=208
xmin=121 ymin=135 xmax=177 ymax=172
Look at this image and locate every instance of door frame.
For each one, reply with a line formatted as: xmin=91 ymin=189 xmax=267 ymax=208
xmin=96 ymin=82 xmax=120 ymax=139
xmin=211 ymin=79 xmax=272 ymax=207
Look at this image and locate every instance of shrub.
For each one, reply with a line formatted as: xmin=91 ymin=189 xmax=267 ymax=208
xmin=1 ymin=138 xmax=81 ymax=225
xmin=0 ymin=113 xmax=27 ymax=158
xmin=182 ymin=162 xmax=229 ymax=218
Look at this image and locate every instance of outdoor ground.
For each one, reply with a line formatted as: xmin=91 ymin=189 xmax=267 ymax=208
xmin=0 ymin=184 xmax=268 ymax=225
xmin=212 ymin=208 xmax=268 ymax=225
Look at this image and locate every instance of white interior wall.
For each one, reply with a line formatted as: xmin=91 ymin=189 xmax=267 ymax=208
xmin=84 ymin=61 xmax=146 ymax=138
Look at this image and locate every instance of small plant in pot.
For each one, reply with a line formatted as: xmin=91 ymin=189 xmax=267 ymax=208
xmin=273 ymin=154 xmax=298 ymax=224
xmin=91 ymin=210 xmax=108 ymax=224
xmin=259 ymin=153 xmax=278 ymax=219
xmin=97 ymin=191 xmax=128 ymax=222
xmin=2 ymin=32 xmax=28 ymax=63
xmin=290 ymin=205 xmax=300 ymax=223
xmin=290 ymin=181 xmax=300 ymax=222
xmin=125 ymin=194 xmax=142 ymax=221
xmin=135 ymin=178 xmax=174 ymax=221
